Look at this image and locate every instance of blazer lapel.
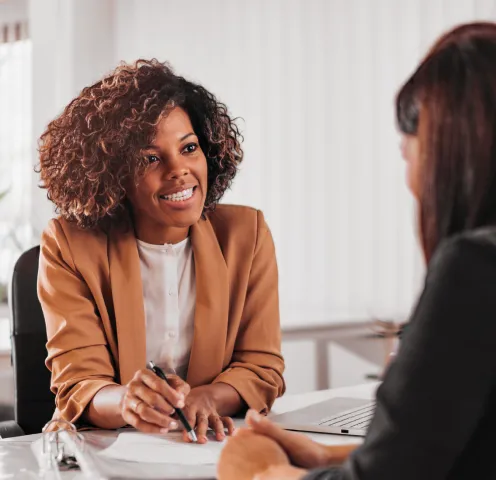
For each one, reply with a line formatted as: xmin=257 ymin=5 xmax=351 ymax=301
xmin=187 ymin=217 xmax=230 ymax=387
xmin=108 ymin=226 xmax=147 ymax=385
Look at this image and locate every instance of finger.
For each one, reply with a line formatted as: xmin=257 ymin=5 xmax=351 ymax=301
xmin=131 ymin=381 xmax=175 ymax=415
xmin=124 ymin=395 xmax=178 ymax=430
xmin=245 ymin=409 xmax=286 ymax=437
xmin=123 ymin=409 xmax=174 ymax=435
xmin=232 ymin=427 xmax=252 ymax=438
xmin=182 ymin=409 xmax=198 ymax=443
xmin=135 ymin=369 xmax=185 ymax=408
xmin=166 ymin=374 xmax=191 ymax=397
xmin=196 ymin=413 xmax=209 ymax=444
xmin=209 ymin=415 xmax=226 ymax=441
xmin=246 ymin=410 xmax=325 ymax=469
xmin=222 ymin=416 xmax=236 ymax=436
xmin=246 ymin=410 xmax=294 ymax=445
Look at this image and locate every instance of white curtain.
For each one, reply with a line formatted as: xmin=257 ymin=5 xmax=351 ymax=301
xmin=99 ymin=0 xmax=496 ymax=326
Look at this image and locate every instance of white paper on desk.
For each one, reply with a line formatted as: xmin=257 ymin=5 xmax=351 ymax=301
xmin=98 ymin=432 xmax=224 ymax=465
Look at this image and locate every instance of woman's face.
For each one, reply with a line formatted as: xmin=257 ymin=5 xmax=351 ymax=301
xmin=400 ymin=133 xmax=421 ymax=200
xmin=127 ymin=107 xmax=208 ymax=242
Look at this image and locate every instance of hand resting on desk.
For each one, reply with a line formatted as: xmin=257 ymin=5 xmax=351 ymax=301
xmin=218 ymin=409 xmax=360 ymax=479
xmin=181 ymin=383 xmax=241 ymax=444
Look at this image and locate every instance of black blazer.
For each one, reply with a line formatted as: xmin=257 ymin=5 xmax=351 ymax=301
xmin=305 ymin=228 xmax=496 ymax=480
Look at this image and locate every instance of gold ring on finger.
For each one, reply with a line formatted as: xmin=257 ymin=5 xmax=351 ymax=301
xmin=130 ymin=399 xmax=142 ymax=412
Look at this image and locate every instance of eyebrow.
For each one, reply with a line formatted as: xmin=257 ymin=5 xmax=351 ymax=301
xmin=180 ymin=132 xmax=196 ymax=142
xmin=144 ymin=132 xmax=196 ymax=150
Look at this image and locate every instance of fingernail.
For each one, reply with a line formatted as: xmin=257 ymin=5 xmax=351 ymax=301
xmin=177 ymin=399 xmax=185 ymax=408
xmin=169 ymin=421 xmax=178 ymax=429
xmin=160 ymin=428 xmax=169 ymax=434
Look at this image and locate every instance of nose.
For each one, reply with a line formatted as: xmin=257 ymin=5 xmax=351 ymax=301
xmin=166 ymin=168 xmax=188 ymax=180
xmin=164 ymin=154 xmax=189 ymax=180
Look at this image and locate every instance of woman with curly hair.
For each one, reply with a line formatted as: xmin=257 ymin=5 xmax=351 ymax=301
xmin=37 ymin=59 xmax=285 ymax=441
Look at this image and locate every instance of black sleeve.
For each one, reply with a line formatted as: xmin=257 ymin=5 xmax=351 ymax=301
xmin=304 ymin=236 xmax=496 ymax=480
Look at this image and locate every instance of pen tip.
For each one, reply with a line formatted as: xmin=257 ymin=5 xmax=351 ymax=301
xmin=190 ymin=431 xmax=198 ymax=442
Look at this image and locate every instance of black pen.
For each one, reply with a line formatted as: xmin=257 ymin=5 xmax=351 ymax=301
xmin=147 ymin=361 xmax=198 ymax=442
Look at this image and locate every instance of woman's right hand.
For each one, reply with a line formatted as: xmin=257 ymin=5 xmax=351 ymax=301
xmin=120 ymin=368 xmax=190 ymax=433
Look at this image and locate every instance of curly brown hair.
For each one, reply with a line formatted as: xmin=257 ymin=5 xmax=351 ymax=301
xmin=38 ymin=59 xmax=243 ymax=229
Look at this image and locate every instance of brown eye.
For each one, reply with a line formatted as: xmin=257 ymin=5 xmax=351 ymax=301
xmin=147 ymin=155 xmax=160 ymax=164
xmin=183 ymin=143 xmax=198 ymax=154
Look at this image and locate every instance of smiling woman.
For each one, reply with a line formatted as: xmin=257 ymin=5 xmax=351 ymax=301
xmin=126 ymin=108 xmax=209 ymax=245
xmin=36 ymin=59 xmax=285 ymax=442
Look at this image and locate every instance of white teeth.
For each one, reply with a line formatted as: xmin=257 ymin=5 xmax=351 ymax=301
xmin=160 ymin=188 xmax=194 ymax=202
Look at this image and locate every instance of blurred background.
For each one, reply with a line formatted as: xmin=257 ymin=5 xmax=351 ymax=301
xmin=0 ymin=0 xmax=495 ymax=416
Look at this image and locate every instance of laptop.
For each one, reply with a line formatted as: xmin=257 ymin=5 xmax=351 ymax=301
xmin=270 ymin=397 xmax=376 ymax=437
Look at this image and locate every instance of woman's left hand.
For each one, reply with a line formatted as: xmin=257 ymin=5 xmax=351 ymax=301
xmin=181 ymin=384 xmax=237 ymax=443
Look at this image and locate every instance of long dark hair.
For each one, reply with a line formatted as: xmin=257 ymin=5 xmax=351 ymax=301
xmin=396 ymin=22 xmax=496 ymax=261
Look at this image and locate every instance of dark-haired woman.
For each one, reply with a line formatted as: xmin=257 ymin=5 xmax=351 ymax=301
xmin=37 ymin=60 xmax=285 ymax=442
xmin=219 ymin=22 xmax=496 ymax=479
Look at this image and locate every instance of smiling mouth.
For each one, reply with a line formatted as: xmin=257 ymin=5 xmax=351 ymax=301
xmin=159 ymin=187 xmax=196 ymax=202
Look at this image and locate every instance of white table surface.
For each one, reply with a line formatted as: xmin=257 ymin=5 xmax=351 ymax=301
xmin=0 ymin=382 xmax=378 ymax=479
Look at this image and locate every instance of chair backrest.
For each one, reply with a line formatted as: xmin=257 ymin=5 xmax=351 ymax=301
xmin=10 ymin=246 xmax=54 ymax=434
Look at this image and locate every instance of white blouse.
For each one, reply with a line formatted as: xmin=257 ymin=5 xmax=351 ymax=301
xmin=137 ymin=237 xmax=196 ymax=380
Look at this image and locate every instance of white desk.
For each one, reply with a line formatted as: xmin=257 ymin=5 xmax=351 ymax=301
xmin=0 ymin=383 xmax=378 ymax=478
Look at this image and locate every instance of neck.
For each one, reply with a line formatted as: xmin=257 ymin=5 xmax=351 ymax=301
xmin=134 ymin=220 xmax=190 ymax=245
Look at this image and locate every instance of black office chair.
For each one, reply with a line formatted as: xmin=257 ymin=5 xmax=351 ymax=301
xmin=0 ymin=246 xmax=55 ymax=438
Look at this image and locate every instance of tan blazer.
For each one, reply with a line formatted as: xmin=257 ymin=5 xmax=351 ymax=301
xmin=38 ymin=205 xmax=285 ymax=426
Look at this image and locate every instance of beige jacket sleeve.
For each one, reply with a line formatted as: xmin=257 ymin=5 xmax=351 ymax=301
xmin=38 ymin=219 xmax=118 ymax=425
xmin=213 ymin=211 xmax=286 ymax=413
